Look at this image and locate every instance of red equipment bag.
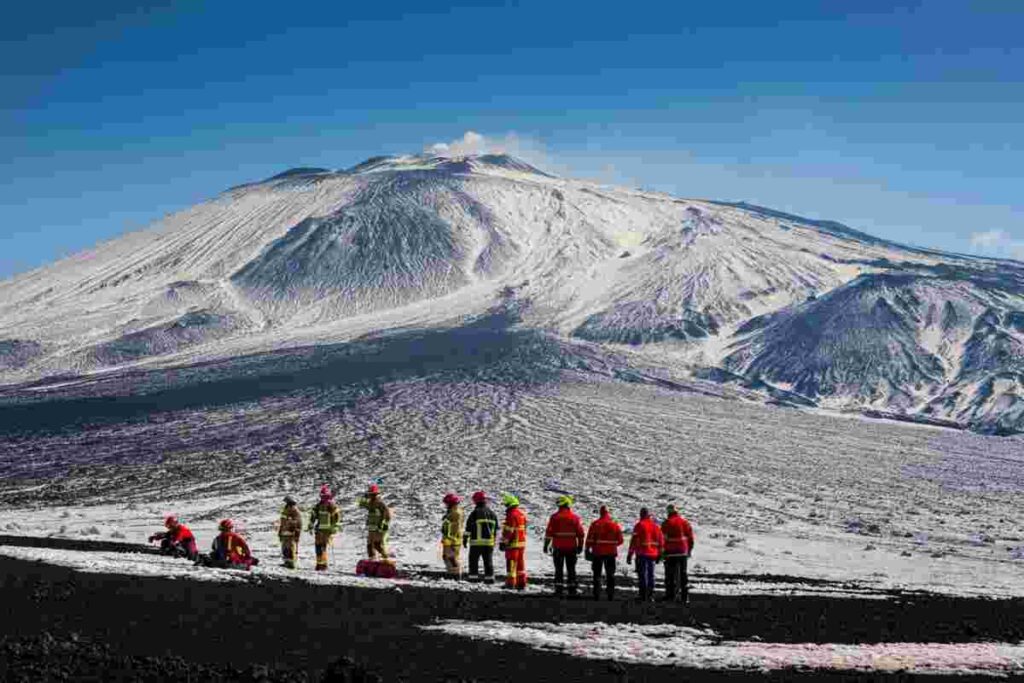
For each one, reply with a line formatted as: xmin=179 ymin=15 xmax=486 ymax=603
xmin=355 ymin=559 xmax=398 ymax=579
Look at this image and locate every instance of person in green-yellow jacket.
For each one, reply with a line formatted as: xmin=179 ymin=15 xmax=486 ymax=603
xmin=440 ymin=493 xmax=465 ymax=578
xmin=358 ymin=483 xmax=392 ymax=561
xmin=308 ymin=484 xmax=342 ymax=571
xmin=278 ymin=495 xmax=303 ymax=569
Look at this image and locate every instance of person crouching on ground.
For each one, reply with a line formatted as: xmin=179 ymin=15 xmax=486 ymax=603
xmin=201 ymin=518 xmax=257 ymax=570
xmin=149 ymin=516 xmax=198 ymax=561
xmin=277 ymin=495 xmax=303 ymax=569
xmin=626 ymin=507 xmax=663 ymax=602
xmin=308 ymin=485 xmax=342 ymax=571
xmin=440 ymin=493 xmax=464 ymax=579
xmin=463 ymin=490 xmax=498 ymax=583
xmin=544 ymin=495 xmax=585 ymax=596
xmin=661 ymin=503 xmax=696 ymax=603
xmin=585 ymin=505 xmax=624 ymax=600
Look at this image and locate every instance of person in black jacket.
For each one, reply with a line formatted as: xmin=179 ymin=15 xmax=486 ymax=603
xmin=463 ymin=490 xmax=499 ymax=583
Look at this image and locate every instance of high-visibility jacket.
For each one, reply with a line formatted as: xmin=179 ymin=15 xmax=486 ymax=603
xmin=212 ymin=531 xmax=253 ymax=567
xmin=464 ymin=504 xmax=499 ymax=547
xmin=628 ymin=517 xmax=664 ymax=559
xmin=308 ymin=502 xmax=342 ymax=534
xmin=358 ymin=497 xmax=391 ymax=533
xmin=279 ymin=505 xmax=303 ymax=539
xmin=585 ymin=513 xmax=624 ymax=558
xmin=545 ymin=507 xmax=585 ymax=552
xmin=501 ymin=505 xmax=527 ymax=551
xmin=441 ymin=506 xmax=465 ymax=547
xmin=661 ymin=512 xmax=695 ymax=557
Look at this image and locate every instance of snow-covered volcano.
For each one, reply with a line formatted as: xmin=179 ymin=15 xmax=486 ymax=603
xmin=2 ymin=153 xmax=1023 ymax=433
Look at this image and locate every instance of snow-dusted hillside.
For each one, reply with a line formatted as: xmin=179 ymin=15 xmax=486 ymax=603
xmin=1 ymin=152 xmax=1022 ymax=432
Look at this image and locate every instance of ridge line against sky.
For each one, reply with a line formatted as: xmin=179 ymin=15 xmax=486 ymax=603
xmin=1 ymin=0 xmax=1022 ymax=278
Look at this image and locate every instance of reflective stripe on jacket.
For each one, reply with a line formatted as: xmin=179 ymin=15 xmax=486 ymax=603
xmin=465 ymin=505 xmax=498 ymax=547
xmin=441 ymin=506 xmax=465 ymax=546
xmin=359 ymin=497 xmax=391 ymax=533
xmin=308 ymin=502 xmax=341 ymax=534
xmin=628 ymin=517 xmax=664 ymax=559
xmin=279 ymin=505 xmax=303 ymax=538
xmin=585 ymin=513 xmax=624 ymax=557
xmin=501 ymin=506 xmax=527 ymax=550
xmin=545 ymin=507 xmax=585 ymax=552
xmin=661 ymin=512 xmax=694 ymax=556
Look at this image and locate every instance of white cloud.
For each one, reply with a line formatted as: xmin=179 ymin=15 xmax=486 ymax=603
xmin=969 ymin=229 xmax=1012 ymax=249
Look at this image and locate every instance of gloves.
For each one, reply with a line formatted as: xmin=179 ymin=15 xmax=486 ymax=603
xmin=543 ymin=542 xmax=551 ymax=556
xmin=462 ymin=535 xmax=469 ymax=549
xmin=655 ymin=555 xmax=662 ymax=564
xmin=626 ymin=554 xmax=633 ymax=565
xmin=576 ymin=546 xmax=584 ymax=556
xmin=584 ymin=550 xmax=593 ymax=562
xmin=498 ymin=542 xmax=507 ymax=552
xmin=148 ymin=534 xmax=158 ymax=543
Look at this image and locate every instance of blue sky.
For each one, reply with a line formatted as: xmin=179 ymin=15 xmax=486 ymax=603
xmin=2 ymin=1 xmax=1023 ymax=277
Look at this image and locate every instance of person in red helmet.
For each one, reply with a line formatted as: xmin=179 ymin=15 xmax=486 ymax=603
xmin=499 ymin=493 xmax=528 ymax=590
xmin=585 ymin=505 xmax=624 ymax=600
xmin=463 ymin=491 xmax=498 ymax=583
xmin=544 ymin=495 xmax=585 ymax=597
xmin=440 ymin=493 xmax=464 ymax=578
xmin=626 ymin=507 xmax=664 ymax=602
xmin=202 ymin=519 xmax=258 ymax=570
xmin=148 ymin=516 xmax=198 ymax=561
xmin=358 ymin=483 xmax=392 ymax=561
xmin=308 ymin=485 xmax=342 ymax=571
xmin=661 ymin=504 xmax=696 ymax=603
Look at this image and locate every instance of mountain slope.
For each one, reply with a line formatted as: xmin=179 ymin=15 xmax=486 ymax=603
xmin=0 ymin=153 xmax=1021 ymax=432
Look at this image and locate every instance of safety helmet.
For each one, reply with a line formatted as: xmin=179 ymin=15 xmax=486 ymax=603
xmin=443 ymin=493 xmax=461 ymax=507
xmin=319 ymin=484 xmax=332 ymax=497
xmin=556 ymin=494 xmax=574 ymax=508
xmin=501 ymin=493 xmax=519 ymax=507
xmin=471 ymin=491 xmax=487 ymax=504
xmin=284 ymin=495 xmax=297 ymax=506
xmin=367 ymin=483 xmax=380 ymax=495
xmin=164 ymin=516 xmax=178 ymax=528
xmin=218 ymin=518 xmax=234 ymax=532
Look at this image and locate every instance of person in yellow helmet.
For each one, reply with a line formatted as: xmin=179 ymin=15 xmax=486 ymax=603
xmin=544 ymin=495 xmax=585 ymax=596
xmin=499 ymin=493 xmax=528 ymax=590
xmin=278 ymin=495 xmax=303 ymax=569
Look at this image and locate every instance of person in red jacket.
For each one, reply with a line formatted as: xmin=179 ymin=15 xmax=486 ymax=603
xmin=148 ymin=516 xmax=198 ymax=561
xmin=661 ymin=504 xmax=696 ymax=603
xmin=626 ymin=507 xmax=664 ymax=602
xmin=543 ymin=495 xmax=585 ymax=596
xmin=203 ymin=519 xmax=258 ymax=570
xmin=499 ymin=493 xmax=528 ymax=590
xmin=584 ymin=505 xmax=624 ymax=600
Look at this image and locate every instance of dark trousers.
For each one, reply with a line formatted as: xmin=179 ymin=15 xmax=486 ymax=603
xmin=552 ymin=549 xmax=578 ymax=594
xmin=635 ymin=556 xmax=656 ymax=599
xmin=160 ymin=538 xmax=198 ymax=561
xmin=468 ymin=546 xmax=495 ymax=582
xmin=591 ymin=556 xmax=616 ymax=599
xmin=664 ymin=555 xmax=689 ymax=601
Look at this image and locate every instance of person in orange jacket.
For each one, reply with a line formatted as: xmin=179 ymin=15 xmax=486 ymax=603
xmin=499 ymin=493 xmax=528 ymax=590
xmin=544 ymin=494 xmax=585 ymax=596
xmin=626 ymin=507 xmax=664 ymax=602
xmin=661 ymin=504 xmax=696 ymax=603
xmin=584 ymin=505 xmax=624 ymax=600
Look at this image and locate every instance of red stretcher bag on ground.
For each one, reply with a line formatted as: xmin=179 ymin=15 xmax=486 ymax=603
xmin=355 ymin=559 xmax=398 ymax=578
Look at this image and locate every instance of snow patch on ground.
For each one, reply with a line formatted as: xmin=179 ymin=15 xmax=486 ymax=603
xmin=421 ymin=619 xmax=1024 ymax=675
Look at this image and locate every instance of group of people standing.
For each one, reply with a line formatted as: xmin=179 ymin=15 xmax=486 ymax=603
xmin=442 ymin=491 xmax=696 ymax=602
xmin=150 ymin=484 xmax=696 ymax=603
